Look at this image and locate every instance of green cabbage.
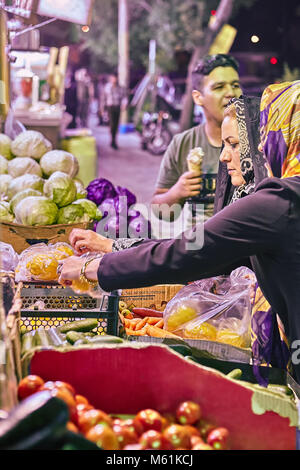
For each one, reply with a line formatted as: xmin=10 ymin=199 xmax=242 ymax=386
xmin=14 ymin=196 xmax=58 ymax=226
xmin=11 ymin=130 xmax=52 ymax=160
xmin=73 ymin=199 xmax=102 ymax=221
xmin=7 ymin=174 xmax=44 ymax=200
xmin=0 ymin=134 xmax=12 ymax=160
xmin=74 ymin=179 xmax=87 ymax=199
xmin=57 ymin=203 xmax=90 ymax=224
xmin=9 ymin=188 xmax=42 ymax=215
xmin=43 ymin=171 xmax=77 ymax=208
xmin=0 ymin=155 xmax=8 ymax=174
xmin=8 ymin=157 xmax=42 ymax=178
xmin=0 ymin=174 xmax=13 ymax=198
xmin=0 ymin=201 xmax=14 ymax=222
xmin=40 ymin=150 xmax=79 ymax=178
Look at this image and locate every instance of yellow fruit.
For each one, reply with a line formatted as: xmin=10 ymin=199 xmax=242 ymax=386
xmin=71 ymin=278 xmax=91 ymax=293
xmin=184 ymin=322 xmax=217 ymax=340
xmin=26 ymin=254 xmax=59 ymax=281
xmin=53 ymin=245 xmax=74 ymax=260
xmin=216 ymin=329 xmax=245 ymax=348
xmin=166 ymin=305 xmax=197 ymax=332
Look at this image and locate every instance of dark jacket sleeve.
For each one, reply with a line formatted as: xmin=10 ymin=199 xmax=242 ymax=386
xmin=98 ymin=181 xmax=290 ymax=291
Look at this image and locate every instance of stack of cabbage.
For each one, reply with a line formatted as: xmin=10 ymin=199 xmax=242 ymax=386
xmin=0 ymin=130 xmax=102 ymax=226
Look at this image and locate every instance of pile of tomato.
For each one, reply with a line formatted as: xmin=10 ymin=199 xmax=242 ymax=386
xmin=17 ymin=375 xmax=230 ymax=450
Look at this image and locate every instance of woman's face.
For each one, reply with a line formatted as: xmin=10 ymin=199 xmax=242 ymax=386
xmin=220 ymin=115 xmax=246 ymax=186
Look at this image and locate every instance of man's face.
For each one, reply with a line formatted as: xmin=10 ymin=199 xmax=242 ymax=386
xmin=192 ymin=66 xmax=241 ymax=125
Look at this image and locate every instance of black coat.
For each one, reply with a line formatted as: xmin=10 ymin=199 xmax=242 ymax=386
xmin=98 ymin=176 xmax=300 ymax=382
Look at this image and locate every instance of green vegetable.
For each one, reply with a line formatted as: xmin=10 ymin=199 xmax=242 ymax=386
xmin=40 ymin=150 xmax=79 ymax=178
xmin=14 ymin=196 xmax=58 ymax=226
xmin=34 ymin=328 xmax=51 ymax=348
xmin=56 ymin=203 xmax=89 ymax=224
xmin=0 ymin=174 xmax=13 ymax=198
xmin=11 ymin=130 xmax=52 ymax=160
xmin=21 ymin=330 xmax=35 ymax=356
xmin=0 ymin=155 xmax=8 ymax=174
xmin=47 ymin=328 xmax=65 ymax=347
xmin=59 ymin=318 xmax=99 ymax=334
xmin=0 ymin=134 xmax=12 ymax=160
xmin=0 ymin=201 xmax=14 ymax=222
xmin=66 ymin=331 xmax=89 ymax=345
xmin=72 ymin=199 xmax=102 ymax=221
xmin=7 ymin=174 xmax=44 ymax=200
xmin=87 ymin=335 xmax=123 ymax=344
xmin=8 ymin=157 xmax=42 ymax=178
xmin=43 ymin=171 xmax=77 ymax=208
xmin=74 ymin=179 xmax=87 ymax=199
xmin=9 ymin=188 xmax=42 ymax=215
xmin=227 ymin=369 xmax=243 ymax=380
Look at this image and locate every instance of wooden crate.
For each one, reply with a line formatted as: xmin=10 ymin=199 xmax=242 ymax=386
xmin=119 ymin=284 xmax=185 ymax=310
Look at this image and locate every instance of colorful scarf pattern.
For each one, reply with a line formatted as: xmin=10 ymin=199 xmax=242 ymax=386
xmin=260 ymin=80 xmax=300 ymax=178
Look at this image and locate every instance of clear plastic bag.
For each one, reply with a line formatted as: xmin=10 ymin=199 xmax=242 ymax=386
xmin=163 ymin=266 xmax=255 ymax=348
xmin=0 ymin=242 xmax=19 ymax=272
xmin=69 ymin=252 xmax=107 ymax=298
xmin=15 ymin=242 xmax=74 ymax=283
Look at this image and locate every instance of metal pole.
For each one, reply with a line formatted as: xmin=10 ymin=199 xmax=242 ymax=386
xmin=0 ymin=7 xmax=10 ymax=128
xmin=118 ymin=0 xmax=129 ymax=125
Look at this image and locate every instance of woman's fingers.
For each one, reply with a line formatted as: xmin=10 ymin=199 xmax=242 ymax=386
xmin=74 ymin=239 xmax=90 ymax=253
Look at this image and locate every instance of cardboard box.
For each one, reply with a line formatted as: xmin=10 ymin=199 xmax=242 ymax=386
xmin=28 ymin=343 xmax=297 ymax=450
xmin=0 ymin=221 xmax=91 ymax=254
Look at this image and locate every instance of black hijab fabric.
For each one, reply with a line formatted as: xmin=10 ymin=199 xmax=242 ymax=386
xmin=213 ymin=96 xmax=268 ymax=213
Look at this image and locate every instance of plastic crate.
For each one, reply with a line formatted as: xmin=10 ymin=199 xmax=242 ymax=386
xmin=20 ymin=282 xmax=119 ymax=336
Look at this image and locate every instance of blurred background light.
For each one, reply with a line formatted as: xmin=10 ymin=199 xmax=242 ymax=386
xmin=251 ymin=35 xmax=260 ymax=43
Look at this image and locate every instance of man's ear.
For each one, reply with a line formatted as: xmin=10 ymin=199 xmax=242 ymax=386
xmin=192 ymin=89 xmax=203 ymax=106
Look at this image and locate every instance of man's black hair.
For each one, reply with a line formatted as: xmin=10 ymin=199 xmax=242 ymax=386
xmin=192 ymin=54 xmax=239 ymax=91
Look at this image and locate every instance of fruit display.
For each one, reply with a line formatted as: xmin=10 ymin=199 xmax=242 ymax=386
xmin=16 ymin=375 xmax=230 ymax=450
xmin=0 ymin=130 xmax=101 ymax=226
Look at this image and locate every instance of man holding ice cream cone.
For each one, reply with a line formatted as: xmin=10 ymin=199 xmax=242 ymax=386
xmin=151 ymin=54 xmax=242 ymax=229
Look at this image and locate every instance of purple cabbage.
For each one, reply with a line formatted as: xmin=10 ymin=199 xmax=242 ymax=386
xmin=104 ymin=215 xmax=128 ymax=239
xmin=128 ymin=214 xmax=151 ymax=238
xmin=115 ymin=186 xmax=136 ymax=208
xmin=86 ymin=178 xmax=116 ymax=205
xmin=99 ymin=197 xmax=116 ymax=218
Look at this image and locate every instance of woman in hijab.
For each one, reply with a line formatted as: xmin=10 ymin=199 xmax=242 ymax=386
xmin=59 ymin=81 xmax=300 ymax=383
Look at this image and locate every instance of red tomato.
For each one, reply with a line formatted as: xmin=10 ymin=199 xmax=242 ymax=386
xmin=17 ymin=375 xmax=44 ymax=401
xmin=133 ymin=409 xmax=164 ymax=434
xmin=122 ymin=418 xmax=143 ymax=436
xmin=192 ymin=442 xmax=213 ymax=450
xmin=113 ymin=424 xmax=138 ymax=449
xmin=190 ymin=435 xmax=205 ymax=448
xmin=207 ymin=427 xmax=230 ymax=450
xmin=197 ymin=419 xmax=216 ymax=439
xmin=163 ymin=424 xmax=191 ymax=449
xmin=49 ymin=388 xmax=78 ymax=424
xmin=75 ymin=394 xmax=89 ymax=405
xmin=176 ymin=401 xmax=201 ymax=425
xmin=76 ymin=403 xmax=94 ymax=416
xmin=123 ymin=444 xmax=142 ymax=450
xmin=40 ymin=380 xmax=75 ymax=397
xmin=67 ymin=421 xmax=79 ymax=433
xmin=139 ymin=430 xmax=173 ymax=450
xmin=86 ymin=424 xmax=119 ymax=450
xmin=78 ymin=409 xmax=113 ymax=434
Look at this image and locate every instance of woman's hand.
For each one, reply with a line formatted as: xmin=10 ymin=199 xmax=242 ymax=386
xmin=69 ymin=229 xmax=114 ymax=254
xmin=57 ymin=256 xmax=102 ymax=286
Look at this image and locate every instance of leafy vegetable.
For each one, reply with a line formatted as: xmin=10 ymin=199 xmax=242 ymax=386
xmin=56 ymin=203 xmax=90 ymax=224
xmin=43 ymin=171 xmax=77 ymax=208
xmin=0 ymin=201 xmax=14 ymax=222
xmin=8 ymin=157 xmax=42 ymax=178
xmin=7 ymin=174 xmax=44 ymax=200
xmin=14 ymin=196 xmax=58 ymax=226
xmin=9 ymin=188 xmax=42 ymax=215
xmin=0 ymin=174 xmax=13 ymax=199
xmin=74 ymin=179 xmax=87 ymax=199
xmin=0 ymin=155 xmax=8 ymax=174
xmin=0 ymin=134 xmax=12 ymax=160
xmin=40 ymin=150 xmax=79 ymax=178
xmin=86 ymin=178 xmax=116 ymax=205
xmin=11 ymin=130 xmax=52 ymax=160
xmin=73 ymin=199 xmax=102 ymax=221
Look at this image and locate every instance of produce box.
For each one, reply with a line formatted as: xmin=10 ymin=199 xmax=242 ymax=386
xmin=119 ymin=284 xmax=185 ymax=309
xmin=20 ymin=282 xmax=119 ymax=336
xmin=0 ymin=221 xmax=92 ymax=254
xmin=26 ymin=343 xmax=297 ymax=450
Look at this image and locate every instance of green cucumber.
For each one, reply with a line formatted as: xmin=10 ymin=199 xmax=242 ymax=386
xmin=59 ymin=318 xmax=98 ymax=334
xmin=227 ymin=369 xmax=243 ymax=380
xmin=47 ymin=328 xmax=65 ymax=347
xmin=34 ymin=328 xmax=51 ymax=348
xmin=86 ymin=335 xmax=123 ymax=344
xmin=21 ymin=331 xmax=36 ymax=356
xmin=66 ymin=331 xmax=87 ymax=345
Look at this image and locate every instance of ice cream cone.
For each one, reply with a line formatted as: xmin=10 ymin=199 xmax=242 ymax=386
xmin=187 ymin=147 xmax=204 ymax=174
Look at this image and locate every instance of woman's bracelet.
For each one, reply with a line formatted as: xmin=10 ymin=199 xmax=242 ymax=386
xmin=80 ymin=257 xmax=99 ymax=285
